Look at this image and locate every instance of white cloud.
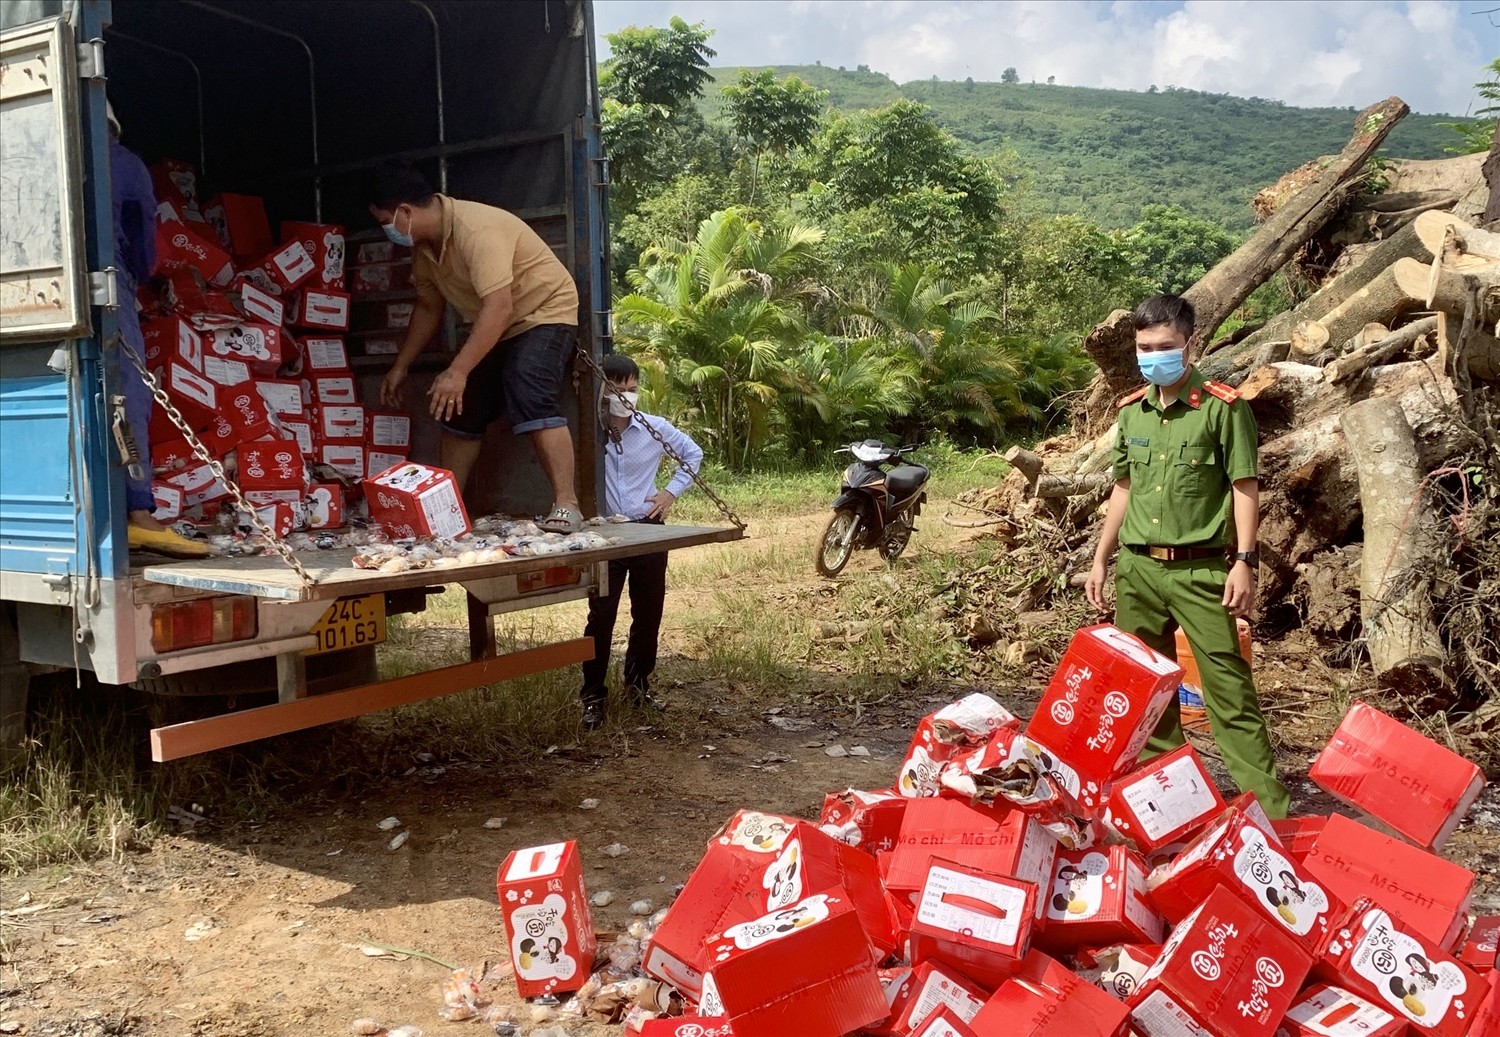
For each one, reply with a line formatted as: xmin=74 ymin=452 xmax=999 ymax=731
xmin=593 ymin=0 xmax=1498 ymax=114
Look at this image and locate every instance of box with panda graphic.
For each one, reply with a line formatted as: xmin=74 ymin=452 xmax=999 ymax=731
xmin=280 ymin=221 xmax=346 ymax=290
xmin=1023 ymin=625 xmax=1184 ymax=817
xmin=1128 ymin=885 xmax=1311 ymax=1037
xmin=907 ymin=857 xmax=1038 ymax=990
xmin=366 ymin=461 xmax=470 ymax=540
xmin=1103 ymin=744 xmax=1226 ymax=855
xmin=1037 ymin=844 xmax=1164 ymax=953
xmin=1315 ymin=899 xmax=1482 ymax=1037
xmin=896 ymin=693 xmax=1019 ymax=798
xmin=495 ymin=840 xmax=595 ymax=999
xmin=819 ymin=788 xmax=907 ymax=856
xmin=1273 ymin=983 xmax=1407 ymax=1037
xmin=699 ymin=888 xmax=887 ymax=1037
xmin=206 ymin=323 xmax=284 ymax=378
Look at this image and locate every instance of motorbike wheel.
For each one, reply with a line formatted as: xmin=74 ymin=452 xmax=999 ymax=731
xmin=816 ymin=509 xmax=860 ymax=578
xmin=880 ymin=514 xmax=913 ymax=562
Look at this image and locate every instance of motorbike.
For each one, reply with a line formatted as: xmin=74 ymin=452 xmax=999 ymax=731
xmin=815 ymin=440 xmax=931 ymax=577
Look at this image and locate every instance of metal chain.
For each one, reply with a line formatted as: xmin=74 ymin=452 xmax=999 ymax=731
xmin=575 ymin=344 xmax=747 ymax=530
xmin=117 ymin=335 xmax=316 ymax=588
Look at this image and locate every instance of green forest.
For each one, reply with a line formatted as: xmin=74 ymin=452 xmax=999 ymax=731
xmin=602 ymin=19 xmax=1492 ymax=471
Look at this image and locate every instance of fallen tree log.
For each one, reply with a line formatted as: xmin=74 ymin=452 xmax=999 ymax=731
xmin=1309 ymin=265 xmax=1420 ymax=351
xmin=1394 ymin=255 xmax=1500 ymax=315
xmin=1484 ymin=122 xmax=1500 ymax=225
xmin=1324 ymin=316 xmax=1437 ymax=384
xmin=1035 ymin=472 xmax=1113 ymax=498
xmin=1414 ymin=210 xmax=1500 ymax=263
xmin=1340 ymin=397 xmax=1449 ymax=694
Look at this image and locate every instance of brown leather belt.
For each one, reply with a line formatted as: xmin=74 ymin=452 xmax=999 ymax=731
xmin=1126 ymin=544 xmax=1226 ymax=562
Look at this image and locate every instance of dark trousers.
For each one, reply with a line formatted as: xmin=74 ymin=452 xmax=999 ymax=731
xmin=580 ymin=550 xmax=668 ymax=706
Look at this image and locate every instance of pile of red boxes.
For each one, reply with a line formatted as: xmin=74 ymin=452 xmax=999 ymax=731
xmin=141 ymin=158 xmax=420 ymax=534
xmin=498 ymin=623 xmax=1497 ymax=1037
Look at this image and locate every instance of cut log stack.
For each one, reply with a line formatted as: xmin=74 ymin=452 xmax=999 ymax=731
xmin=987 ymin=97 xmax=1500 ymax=701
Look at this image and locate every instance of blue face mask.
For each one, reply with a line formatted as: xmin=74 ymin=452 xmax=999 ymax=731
xmin=1137 ymin=348 xmax=1187 ymax=386
xmin=381 ymin=210 xmax=414 ymax=248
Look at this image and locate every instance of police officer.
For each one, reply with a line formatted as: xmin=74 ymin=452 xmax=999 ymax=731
xmin=1085 ymin=294 xmax=1292 ymax=819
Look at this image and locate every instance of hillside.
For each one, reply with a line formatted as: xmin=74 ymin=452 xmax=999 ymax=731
xmin=702 ymin=65 xmax=1457 ymax=230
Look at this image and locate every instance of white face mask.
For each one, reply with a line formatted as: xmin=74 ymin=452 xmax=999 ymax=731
xmin=607 ymin=390 xmax=638 ymax=418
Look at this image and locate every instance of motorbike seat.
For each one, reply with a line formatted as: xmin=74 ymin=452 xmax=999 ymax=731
xmin=886 ymin=463 xmax=929 ymax=500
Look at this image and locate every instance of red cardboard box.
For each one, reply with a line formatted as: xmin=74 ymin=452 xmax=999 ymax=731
xmin=202 ymin=354 xmax=252 ymax=388
xmin=314 ymin=375 xmax=357 ymax=405
xmin=202 ymin=193 xmax=273 ymax=259
xmin=1024 ymin=625 xmax=1183 ymax=816
xmin=238 ymin=440 xmax=304 ymax=495
xmin=364 ymin=332 xmax=403 ymax=356
xmin=156 ymin=201 xmax=233 ymax=286
xmin=256 ymin=239 xmax=317 ymax=293
xmin=938 ymin=727 xmax=1093 ymax=848
xmin=1472 ymin=970 xmax=1500 ymax=1037
xmin=366 ymin=450 xmax=408 ymax=480
xmin=886 ymin=798 xmax=1055 ymax=912
xmin=150 ymin=483 xmax=183 ymax=523
xmin=221 ymin=387 xmax=280 ymax=445
xmin=1038 ymin=844 xmax=1164 ymax=952
xmin=320 ymin=405 xmax=366 ymax=442
xmin=305 ymin=483 xmax=345 ymax=529
xmin=1078 ymin=943 xmax=1160 ymax=1002
xmin=1302 ymin=812 xmax=1474 ymax=949
xmin=255 ymin=379 xmax=304 ymax=420
xmin=165 ymin=459 xmax=227 ymax=508
xmin=898 ymin=693 xmax=1019 ymax=798
xmin=870 ymin=961 xmax=986 ymax=1036
xmin=642 ymin=841 xmax=763 ymax=999
xmin=150 ymin=159 xmax=200 ymax=214
xmin=318 ymin=444 xmax=365 ymax=481
xmin=1275 ymin=982 xmax=1407 ymax=1037
xmin=1462 ymin=916 xmax=1499 ymax=972
xmin=820 ymin=788 xmax=908 ymax=855
xmin=1271 ymin=816 xmax=1329 ymax=866
xmin=239 ymin=501 xmax=297 ymax=537
xmin=350 ymin=260 xmax=411 ymax=296
xmin=495 ymin=840 xmax=595 ymax=999
xmin=206 ymin=323 xmax=283 ymax=378
xmin=909 ymin=857 xmax=1038 ymax=990
xmin=161 ymin=362 xmax=218 ymax=429
xmin=368 ymin=410 xmax=413 ymax=451
xmin=1317 ymin=899 xmax=1481 ymax=1036
xmin=753 ymin=821 xmax=897 ymax=962
xmin=236 ymin=278 xmax=285 ymax=327
xmin=159 ymin=266 xmax=239 ymax=321
xmin=366 ymin=461 xmax=470 ymax=540
xmin=303 ymin=336 xmax=350 ymax=373
xmin=294 ymin=288 xmax=351 ymax=332
xmin=634 ymin=1022 xmax=736 ymax=1037
xmin=355 ymin=239 xmax=399 ymax=264
xmin=1310 ymin=701 xmax=1485 ymax=853
xmin=1129 ymin=886 xmax=1311 ymax=1037
xmin=1147 ymin=804 xmax=1339 ymax=952
xmin=142 ymin=315 xmax=203 ymax=372
xmin=700 ymin=888 xmax=887 ymax=1037
xmin=282 ymin=419 xmax=314 ymax=458
xmin=1103 ymin=745 xmax=1226 ymax=855
xmin=969 ymin=949 xmax=1132 ymax=1037
xmin=908 ymin=1006 xmax=978 ymax=1037
xmin=152 ymin=435 xmax=193 ymax=472
xmin=280 ymin=221 xmax=346 ymax=290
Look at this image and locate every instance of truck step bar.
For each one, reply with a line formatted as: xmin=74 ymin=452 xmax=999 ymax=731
xmin=149 ymin=637 xmax=593 ymax=761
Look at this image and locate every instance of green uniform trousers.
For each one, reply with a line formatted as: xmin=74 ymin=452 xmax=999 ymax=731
xmin=1114 ymin=549 xmax=1292 ymax=819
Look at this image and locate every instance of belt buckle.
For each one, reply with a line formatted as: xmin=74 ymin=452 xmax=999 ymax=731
xmin=1148 ymin=546 xmax=1171 ymax=561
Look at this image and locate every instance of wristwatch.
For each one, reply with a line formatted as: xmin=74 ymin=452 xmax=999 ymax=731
xmin=1232 ymin=550 xmax=1261 ymax=570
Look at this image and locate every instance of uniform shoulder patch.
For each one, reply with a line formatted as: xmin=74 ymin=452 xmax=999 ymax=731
xmin=1116 ymin=385 xmax=1150 ymax=408
xmin=1203 ymin=380 xmax=1240 ymax=403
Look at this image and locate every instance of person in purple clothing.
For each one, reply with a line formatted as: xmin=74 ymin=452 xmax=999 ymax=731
xmin=579 ymin=353 xmax=704 ymax=731
xmin=108 ymin=101 xmax=205 ymax=556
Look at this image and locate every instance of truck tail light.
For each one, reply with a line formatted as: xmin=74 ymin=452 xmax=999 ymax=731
xmin=151 ymin=596 xmax=257 ymax=653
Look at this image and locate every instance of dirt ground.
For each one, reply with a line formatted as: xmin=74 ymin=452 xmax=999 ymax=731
xmin=2 ymin=513 xmax=1496 ymax=1037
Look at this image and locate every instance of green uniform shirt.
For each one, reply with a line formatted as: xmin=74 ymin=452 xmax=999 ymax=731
xmin=1111 ymin=365 xmax=1258 ymax=549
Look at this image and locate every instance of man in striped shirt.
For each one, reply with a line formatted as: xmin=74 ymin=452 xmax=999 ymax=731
xmin=580 ymin=354 xmax=705 ymax=731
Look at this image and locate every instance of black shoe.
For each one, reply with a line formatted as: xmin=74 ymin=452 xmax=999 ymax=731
xmin=582 ymin=701 xmax=606 ymax=731
xmin=628 ymin=688 xmax=666 ymax=714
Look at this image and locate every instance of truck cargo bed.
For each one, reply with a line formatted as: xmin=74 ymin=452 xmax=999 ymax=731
xmin=137 ymin=523 xmax=742 ymax=602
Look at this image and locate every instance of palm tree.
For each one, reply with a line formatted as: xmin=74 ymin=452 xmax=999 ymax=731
xmin=614 ymin=208 xmax=825 ymax=469
xmin=778 ymin=334 xmax=921 ymax=463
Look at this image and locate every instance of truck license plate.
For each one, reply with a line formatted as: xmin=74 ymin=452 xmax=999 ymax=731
xmin=307 ymin=594 xmax=386 ymax=655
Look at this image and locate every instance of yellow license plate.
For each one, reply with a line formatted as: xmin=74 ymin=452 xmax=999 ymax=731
xmin=306 ymin=594 xmax=386 ymax=655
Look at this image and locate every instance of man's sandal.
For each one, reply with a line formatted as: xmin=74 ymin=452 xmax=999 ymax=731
xmin=538 ymin=504 xmax=583 ymax=534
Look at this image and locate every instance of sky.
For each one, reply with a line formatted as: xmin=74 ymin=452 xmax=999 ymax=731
xmin=593 ymin=0 xmax=1500 ymax=116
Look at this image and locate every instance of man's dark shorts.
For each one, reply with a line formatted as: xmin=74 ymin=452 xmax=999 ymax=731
xmin=440 ymin=322 xmax=575 ymax=439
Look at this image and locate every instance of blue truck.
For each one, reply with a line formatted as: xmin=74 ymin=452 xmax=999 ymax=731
xmin=0 ymin=0 xmax=739 ymax=760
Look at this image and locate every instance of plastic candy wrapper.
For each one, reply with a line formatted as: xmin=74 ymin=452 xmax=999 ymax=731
xmin=897 ymin=692 xmax=1019 ymax=797
xmin=607 ymin=933 xmax=645 ymax=973
xmin=351 ymin=527 xmax=616 ymax=572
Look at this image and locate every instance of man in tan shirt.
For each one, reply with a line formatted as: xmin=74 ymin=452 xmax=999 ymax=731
xmin=367 ymin=163 xmax=582 ymax=532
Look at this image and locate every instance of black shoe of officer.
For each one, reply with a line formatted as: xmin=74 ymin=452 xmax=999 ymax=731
xmin=581 ymin=700 xmax=606 ymax=732
xmin=628 ymin=687 xmax=666 ymax=714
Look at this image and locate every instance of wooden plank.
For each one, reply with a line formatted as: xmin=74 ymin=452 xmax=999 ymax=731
xmin=150 ymin=637 xmax=594 ymax=762
xmin=137 ymin=523 xmax=743 ymax=602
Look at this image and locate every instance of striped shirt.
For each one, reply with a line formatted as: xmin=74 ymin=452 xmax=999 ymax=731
xmin=604 ymin=413 xmax=704 ymax=520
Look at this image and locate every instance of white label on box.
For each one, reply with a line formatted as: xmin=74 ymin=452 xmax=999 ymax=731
xmin=385 ymin=302 xmax=414 ymax=328
xmin=916 ymin=867 xmax=1025 ymax=947
xmin=1125 ymin=754 xmax=1221 ymax=842
xmin=1017 ymin=816 xmax=1059 ymax=900
xmin=1132 ymin=989 xmax=1212 ymax=1037
xmin=356 ymin=240 xmax=395 ymax=264
xmin=915 ymin=1020 xmax=967 ymax=1037
xmin=202 ymin=355 xmax=251 ymax=387
xmin=169 ymin=365 xmax=216 ymax=408
xmin=321 ymin=405 xmax=366 ymax=440
xmin=367 ymin=451 xmax=407 ymax=479
xmin=315 ymin=377 xmax=357 ymax=404
xmin=504 ymin=843 xmax=567 ymax=881
xmin=272 ymin=241 xmax=316 ymax=283
xmin=321 ymin=446 xmax=364 ymax=478
xmin=303 ymin=291 xmax=349 ymax=328
xmin=256 ymin=381 xmax=303 ymax=416
xmin=176 ymin=322 xmax=203 ymax=369
xmin=1091 ymin=625 xmax=1179 ymax=676
xmin=240 ymin=282 xmax=284 ymax=326
xmin=370 ymin=413 xmax=411 ymax=448
xmin=304 ymin=337 xmax=348 ymax=371
xmin=365 ymin=335 xmax=402 ymax=356
xmin=904 ymin=970 xmax=984 ymax=1028
xmin=244 ymin=489 xmax=301 ymax=506
xmin=1122 ymin=857 xmax=1166 ymax=942
xmin=1286 ymin=988 xmax=1399 ymax=1036
xmin=282 ymin=420 xmax=313 ymax=456
xmin=151 ymin=484 xmax=183 ymax=522
xmin=417 ymin=477 xmax=468 ymax=539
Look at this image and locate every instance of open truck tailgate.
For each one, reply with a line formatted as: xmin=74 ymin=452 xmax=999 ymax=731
xmin=138 ymin=523 xmax=743 ymax=602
